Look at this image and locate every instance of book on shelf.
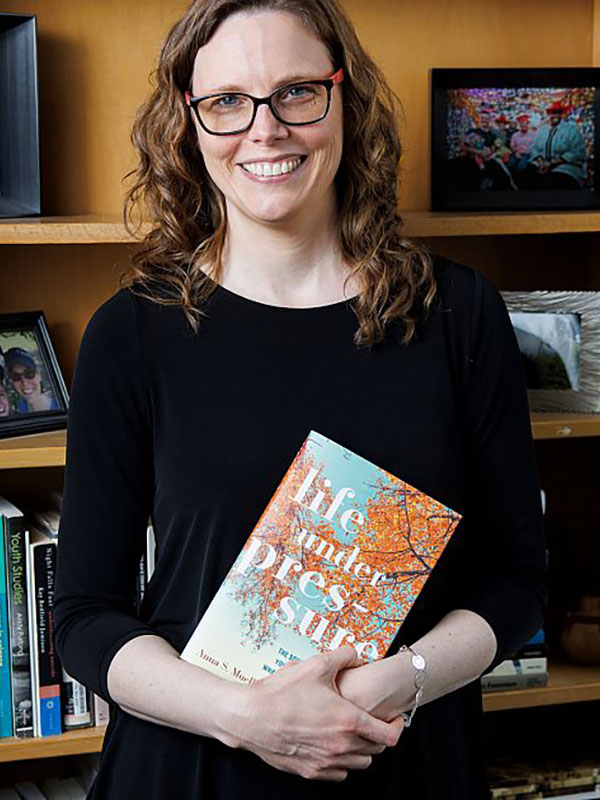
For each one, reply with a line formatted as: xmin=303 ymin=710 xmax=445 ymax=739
xmin=62 ymin=667 xmax=93 ymax=730
xmin=481 ymin=628 xmax=549 ymax=693
xmin=2 ymin=501 xmax=35 ymax=738
xmin=180 ymin=429 xmax=462 ymax=683
xmin=0 ymin=499 xmax=19 ymax=738
xmin=27 ymin=524 xmax=62 ymax=737
xmin=136 ymin=522 xmax=156 ymax=612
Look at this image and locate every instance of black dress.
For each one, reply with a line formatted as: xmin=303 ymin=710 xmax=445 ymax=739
xmin=53 ymin=256 xmax=547 ymax=799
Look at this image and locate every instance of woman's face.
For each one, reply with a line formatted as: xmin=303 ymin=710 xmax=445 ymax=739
xmin=190 ymin=10 xmax=343 ymax=226
xmin=10 ymin=361 xmax=42 ymax=401
xmin=0 ymin=383 xmax=9 ymax=417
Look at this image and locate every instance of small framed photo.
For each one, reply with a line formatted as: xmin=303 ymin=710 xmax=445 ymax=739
xmin=500 ymin=290 xmax=600 ymax=413
xmin=0 ymin=311 xmax=69 ymax=439
xmin=431 ymin=67 xmax=600 ymax=211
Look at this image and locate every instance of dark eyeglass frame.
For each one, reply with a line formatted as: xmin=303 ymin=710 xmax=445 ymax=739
xmin=184 ymin=67 xmax=344 ymax=136
xmin=10 ymin=366 xmax=37 ymax=382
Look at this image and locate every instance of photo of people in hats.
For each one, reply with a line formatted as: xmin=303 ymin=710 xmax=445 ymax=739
xmin=0 ymin=330 xmax=59 ymax=419
xmin=444 ymin=85 xmax=593 ymax=191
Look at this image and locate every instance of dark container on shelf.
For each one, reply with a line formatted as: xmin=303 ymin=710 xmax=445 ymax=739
xmin=0 ymin=13 xmax=40 ymax=218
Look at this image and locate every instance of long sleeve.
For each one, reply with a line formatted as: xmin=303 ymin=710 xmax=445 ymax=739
xmin=54 ymin=289 xmax=156 ymax=702
xmin=455 ymin=269 xmax=548 ymax=674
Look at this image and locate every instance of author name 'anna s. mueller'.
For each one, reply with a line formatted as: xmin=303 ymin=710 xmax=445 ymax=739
xmin=180 ymin=430 xmax=462 ymax=683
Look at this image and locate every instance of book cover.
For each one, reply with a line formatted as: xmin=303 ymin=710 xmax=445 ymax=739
xmin=481 ymin=672 xmax=549 ymax=692
xmin=0 ymin=496 xmax=34 ymax=738
xmin=62 ymin=668 xmax=93 ymax=729
xmin=181 ymin=430 xmax=462 ymax=683
xmin=0 ymin=514 xmax=12 ymax=737
xmin=27 ymin=532 xmax=61 ymax=736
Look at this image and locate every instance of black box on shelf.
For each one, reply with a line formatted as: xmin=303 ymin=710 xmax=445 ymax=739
xmin=0 ymin=13 xmax=40 ymax=218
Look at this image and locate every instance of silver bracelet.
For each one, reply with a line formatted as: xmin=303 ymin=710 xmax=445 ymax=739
xmin=399 ymin=644 xmax=426 ymax=728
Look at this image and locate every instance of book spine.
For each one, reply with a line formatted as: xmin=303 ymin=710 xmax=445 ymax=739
xmin=136 ymin=553 xmax=146 ymax=614
xmin=92 ymin=694 xmax=110 ymax=726
xmin=481 ymin=672 xmax=548 ymax=692
xmin=4 ymin=517 xmax=33 ymax=738
xmin=61 ymin=668 xmax=92 ymax=729
xmin=33 ymin=543 xmax=62 ymax=736
xmin=0 ymin=517 xmax=13 ymax=737
xmin=487 ymin=657 xmax=548 ymax=677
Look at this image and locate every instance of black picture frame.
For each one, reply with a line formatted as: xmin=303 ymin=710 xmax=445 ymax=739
xmin=431 ymin=67 xmax=600 ymax=212
xmin=0 ymin=311 xmax=68 ymax=439
xmin=0 ymin=13 xmax=41 ymax=218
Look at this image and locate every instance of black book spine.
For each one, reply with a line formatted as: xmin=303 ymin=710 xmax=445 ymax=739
xmin=4 ymin=519 xmax=32 ymax=738
xmin=34 ymin=543 xmax=62 ymax=736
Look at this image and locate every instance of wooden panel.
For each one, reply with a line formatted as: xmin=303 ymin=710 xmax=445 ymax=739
xmin=0 ymin=215 xmax=146 ymax=244
xmin=0 ymin=244 xmax=132 ymax=385
xmin=0 ymin=727 xmax=105 ymax=763
xmin=401 ymin=210 xmax=600 ymax=237
xmin=342 ymin=0 xmax=594 ymax=212
xmin=7 ymin=211 xmax=600 ymax=243
xmin=0 ymin=0 xmax=594 ymax=215
xmin=483 ymin=660 xmax=600 ymax=712
xmin=0 ymin=431 xmax=66 ymax=469
xmin=531 ymin=412 xmax=600 ymax=440
xmin=0 ymin=414 xmax=598 ymax=471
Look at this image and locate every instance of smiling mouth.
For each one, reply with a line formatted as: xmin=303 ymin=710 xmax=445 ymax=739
xmin=240 ymin=155 xmax=307 ymax=178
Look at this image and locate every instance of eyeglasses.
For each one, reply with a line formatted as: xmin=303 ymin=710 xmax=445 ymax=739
xmin=10 ymin=367 xmax=36 ymax=382
xmin=184 ymin=68 xmax=344 ymax=136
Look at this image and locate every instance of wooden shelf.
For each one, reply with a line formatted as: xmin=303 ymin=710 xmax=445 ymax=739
xmin=400 ymin=209 xmax=600 ymax=238
xmin=483 ymin=658 xmax=600 ymax=712
xmin=0 ymin=430 xmax=67 ymax=469
xmin=0 ymin=726 xmax=105 ymax=763
xmin=0 ymin=215 xmax=148 ymax=245
xmin=530 ymin=412 xmax=600 ymax=440
xmin=3 ymin=211 xmax=600 ymax=244
xmin=0 ymin=413 xmax=597 ymax=471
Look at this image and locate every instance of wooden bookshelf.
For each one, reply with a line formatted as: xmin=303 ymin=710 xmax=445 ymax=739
xmin=530 ymin=412 xmax=600 ymax=440
xmin=4 ymin=211 xmax=600 ymax=244
xmin=0 ymin=727 xmax=106 ymax=764
xmin=0 ymin=431 xmax=67 ymax=470
xmin=399 ymin=209 xmax=600 ymax=238
xmin=483 ymin=659 xmax=600 ymax=712
xmin=0 ymin=658 xmax=595 ymax=762
xmin=0 ymin=215 xmax=147 ymax=245
xmin=1 ymin=412 xmax=597 ymax=472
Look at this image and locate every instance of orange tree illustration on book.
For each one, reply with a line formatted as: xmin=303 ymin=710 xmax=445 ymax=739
xmin=228 ymin=433 xmax=461 ymax=661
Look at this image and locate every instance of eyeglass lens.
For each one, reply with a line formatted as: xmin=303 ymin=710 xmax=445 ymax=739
xmin=197 ymin=83 xmax=329 ymax=134
xmin=11 ymin=368 xmax=36 ymax=382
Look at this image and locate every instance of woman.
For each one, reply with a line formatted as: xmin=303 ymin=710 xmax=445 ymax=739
xmin=53 ymin=1 xmax=547 ymax=798
xmin=5 ymin=347 xmax=58 ymax=413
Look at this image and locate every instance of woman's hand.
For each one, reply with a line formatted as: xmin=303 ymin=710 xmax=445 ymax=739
xmin=228 ymin=644 xmax=403 ymax=782
xmin=335 ymin=651 xmax=417 ymax=724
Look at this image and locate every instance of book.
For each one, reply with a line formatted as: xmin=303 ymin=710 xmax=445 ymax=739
xmin=481 ymin=672 xmax=548 ymax=692
xmin=92 ymin=694 xmax=109 ymax=726
xmin=0 ymin=496 xmax=34 ymax=738
xmin=487 ymin=657 xmax=548 ymax=676
xmin=13 ymin=782 xmax=47 ymax=800
xmin=62 ymin=669 xmax=93 ymax=729
xmin=26 ymin=529 xmax=61 ymax=736
xmin=0 ymin=509 xmax=13 ymax=738
xmin=181 ymin=430 xmax=462 ymax=683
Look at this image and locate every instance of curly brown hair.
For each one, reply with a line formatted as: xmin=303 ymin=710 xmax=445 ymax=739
xmin=121 ymin=0 xmax=437 ymax=348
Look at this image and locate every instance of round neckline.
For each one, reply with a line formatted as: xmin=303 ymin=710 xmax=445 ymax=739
xmin=211 ymin=281 xmax=361 ymax=313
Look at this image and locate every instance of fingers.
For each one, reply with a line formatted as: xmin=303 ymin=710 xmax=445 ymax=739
xmin=354 ymin=707 xmax=403 ymax=747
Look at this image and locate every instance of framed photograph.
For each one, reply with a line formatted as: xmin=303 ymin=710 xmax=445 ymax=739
xmin=0 ymin=13 xmax=40 ymax=218
xmin=500 ymin=290 xmax=600 ymax=413
xmin=0 ymin=311 xmax=69 ymax=439
xmin=431 ymin=67 xmax=600 ymax=211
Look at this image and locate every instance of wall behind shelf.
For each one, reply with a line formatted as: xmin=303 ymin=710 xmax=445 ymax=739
xmin=0 ymin=0 xmax=595 ymax=214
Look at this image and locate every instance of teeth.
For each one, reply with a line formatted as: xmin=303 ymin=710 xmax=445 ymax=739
xmin=242 ymin=158 xmax=302 ymax=177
